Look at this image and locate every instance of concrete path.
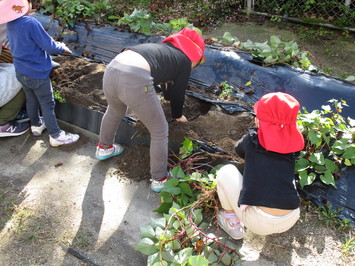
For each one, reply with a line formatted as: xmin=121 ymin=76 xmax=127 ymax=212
xmin=0 ymin=120 xmax=160 ymax=265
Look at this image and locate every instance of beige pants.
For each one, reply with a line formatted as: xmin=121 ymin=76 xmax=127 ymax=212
xmin=216 ymin=164 xmax=300 ymax=236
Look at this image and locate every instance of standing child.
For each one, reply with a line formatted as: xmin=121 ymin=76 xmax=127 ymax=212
xmin=95 ymin=27 xmax=205 ymax=192
xmin=0 ymin=0 xmax=79 ymax=146
xmin=216 ymin=92 xmax=304 ymax=239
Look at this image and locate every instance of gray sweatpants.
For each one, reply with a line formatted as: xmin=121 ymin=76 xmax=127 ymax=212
xmin=99 ymin=59 xmax=169 ymax=180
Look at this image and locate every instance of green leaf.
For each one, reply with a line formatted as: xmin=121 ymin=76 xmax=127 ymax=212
xmin=193 ymin=209 xmax=203 ymax=225
xmin=174 ymin=248 xmax=193 ymax=264
xmin=163 ymin=187 xmax=181 ymax=195
xmin=221 ymin=252 xmax=232 ymax=265
xmin=344 ymin=159 xmax=352 ymax=166
xmin=135 ymin=238 xmax=159 ymax=255
xmin=221 ymin=31 xmax=236 ymax=45
xmin=205 ymin=247 xmax=218 ymax=263
xmin=322 ymin=105 xmax=332 ymax=112
xmin=165 ymin=178 xmax=179 ymax=188
xmin=154 ymin=202 xmax=173 ymax=214
xmin=161 ymin=194 xmax=173 ymax=203
xmin=162 ymin=250 xmax=175 ymax=262
xmin=179 ymin=194 xmax=190 ymax=206
xmin=314 ymin=164 xmax=326 ymax=173
xmin=299 ymin=170 xmax=316 ymax=188
xmin=155 ymin=226 xmax=165 ymax=240
xmin=264 ymin=55 xmax=276 ymax=63
xmin=188 ymin=255 xmax=209 ymax=266
xmin=108 ymin=15 xmax=119 ymax=20
xmin=332 ymin=139 xmax=350 ymax=151
xmin=324 ymin=158 xmax=338 ymax=172
xmin=140 ymin=225 xmax=156 ymax=239
xmin=270 ymin=35 xmax=281 ymax=46
xmin=295 ymin=158 xmax=309 ymax=172
xmin=180 ymin=137 xmax=194 ymax=159
xmin=172 ymin=219 xmax=181 ymax=230
xmin=309 ymin=152 xmax=325 ymax=165
xmin=308 ymin=129 xmax=322 ymax=146
xmin=345 ymin=75 xmax=355 ymax=82
xmin=348 ymin=117 xmax=355 ymax=127
xmin=147 ymin=253 xmax=159 ymax=265
xmin=255 ymin=41 xmax=269 ymax=50
xmin=185 ymin=226 xmax=197 ymax=238
xmin=320 ymin=170 xmax=336 ymax=187
xmin=342 ymin=146 xmax=355 ymax=159
xmin=291 ymin=41 xmax=299 ymax=50
xmin=179 ymin=182 xmax=194 ymax=196
xmin=171 ymin=165 xmax=186 ymax=178
xmin=151 ymin=217 xmax=166 ymax=229
xmin=189 ymin=172 xmax=203 ymax=181
xmin=166 ymin=239 xmax=181 ymax=251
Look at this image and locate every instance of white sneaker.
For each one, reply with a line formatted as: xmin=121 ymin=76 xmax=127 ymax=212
xmin=49 ymin=130 xmax=79 ymax=147
xmin=31 ymin=117 xmax=46 ymax=136
xmin=95 ymin=143 xmax=124 ymax=160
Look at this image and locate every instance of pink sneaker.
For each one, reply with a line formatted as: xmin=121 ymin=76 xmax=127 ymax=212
xmin=217 ymin=210 xmax=245 ymax=239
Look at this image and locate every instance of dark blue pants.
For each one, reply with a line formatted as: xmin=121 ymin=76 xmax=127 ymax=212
xmin=16 ymin=71 xmax=61 ymax=137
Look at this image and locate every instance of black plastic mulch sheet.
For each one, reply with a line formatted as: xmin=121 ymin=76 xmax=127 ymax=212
xmin=299 ymin=166 xmax=355 ymax=226
xmin=34 ymin=13 xmax=355 ymax=118
xmin=35 ymin=14 xmax=355 ymax=225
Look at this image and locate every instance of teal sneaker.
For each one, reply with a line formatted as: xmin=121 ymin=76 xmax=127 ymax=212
xmin=150 ymin=177 xmax=167 ymax=192
xmin=95 ymin=143 xmax=124 ymax=160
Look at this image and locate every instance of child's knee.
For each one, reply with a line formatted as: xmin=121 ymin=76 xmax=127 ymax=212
xmin=217 ymin=164 xmax=239 ymax=182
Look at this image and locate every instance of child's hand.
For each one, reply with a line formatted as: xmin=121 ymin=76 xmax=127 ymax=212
xmin=62 ymin=44 xmax=72 ymax=54
xmin=175 ymin=115 xmax=187 ymax=122
xmin=63 ymin=47 xmax=72 ymax=54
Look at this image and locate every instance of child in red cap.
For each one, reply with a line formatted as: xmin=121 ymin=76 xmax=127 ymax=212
xmin=95 ymin=27 xmax=205 ymax=192
xmin=216 ymin=92 xmax=304 ymax=239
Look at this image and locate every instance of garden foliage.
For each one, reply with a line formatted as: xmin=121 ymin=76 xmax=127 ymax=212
xmin=136 ymin=101 xmax=354 ymax=264
xmin=296 ymin=99 xmax=355 ymax=188
xmin=135 ymin=138 xmax=241 ymax=265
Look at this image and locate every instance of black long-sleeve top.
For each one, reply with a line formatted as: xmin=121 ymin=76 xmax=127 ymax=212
xmin=128 ymin=42 xmax=191 ymax=119
xmin=235 ymin=128 xmax=300 ymax=210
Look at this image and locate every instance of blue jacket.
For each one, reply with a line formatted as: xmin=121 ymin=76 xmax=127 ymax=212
xmin=7 ymin=15 xmax=66 ymax=79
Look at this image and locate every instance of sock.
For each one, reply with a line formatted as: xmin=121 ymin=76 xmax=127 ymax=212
xmin=98 ymin=142 xmax=113 ymax=149
xmin=223 ymin=211 xmax=241 ymax=227
xmin=156 ymin=177 xmax=167 ymax=182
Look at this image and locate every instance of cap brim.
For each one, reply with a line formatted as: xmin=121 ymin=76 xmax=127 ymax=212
xmin=0 ymin=0 xmax=30 ymax=24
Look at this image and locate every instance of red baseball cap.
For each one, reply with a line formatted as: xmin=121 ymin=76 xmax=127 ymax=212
xmin=0 ymin=0 xmax=30 ymax=24
xmin=162 ymin=27 xmax=205 ymax=63
xmin=254 ymin=92 xmax=304 ymax=154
